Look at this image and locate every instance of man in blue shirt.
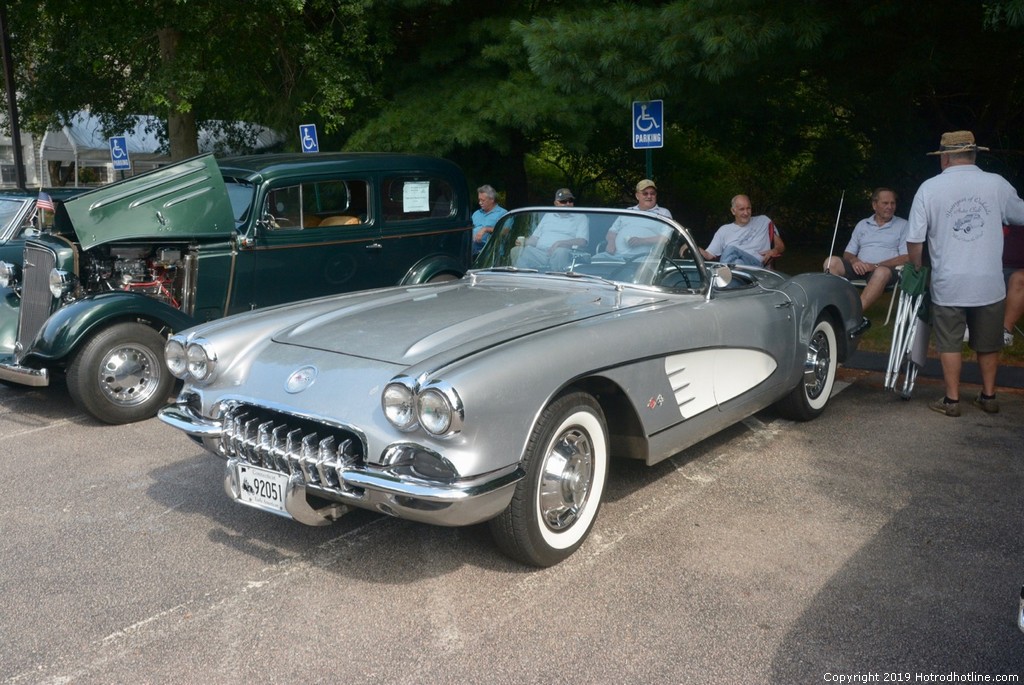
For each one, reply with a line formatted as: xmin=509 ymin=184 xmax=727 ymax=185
xmin=471 ymin=185 xmax=508 ymax=256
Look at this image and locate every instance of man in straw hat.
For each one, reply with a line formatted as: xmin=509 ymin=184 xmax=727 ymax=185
xmin=907 ymin=130 xmax=1024 ymax=416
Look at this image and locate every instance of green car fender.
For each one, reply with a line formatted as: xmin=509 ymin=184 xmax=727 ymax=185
xmin=23 ymin=291 xmax=196 ymax=363
xmin=400 ymin=254 xmax=467 ymax=285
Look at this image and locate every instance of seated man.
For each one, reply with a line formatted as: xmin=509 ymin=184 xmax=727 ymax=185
xmin=824 ymin=188 xmax=909 ymax=311
xmin=593 ymin=212 xmax=672 ymax=260
xmin=1003 ymin=225 xmax=1024 ymax=345
xmin=515 ymin=188 xmax=588 ymax=271
xmin=700 ymin=194 xmax=784 ymax=267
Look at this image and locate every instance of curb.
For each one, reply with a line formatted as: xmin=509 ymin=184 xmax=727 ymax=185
xmin=844 ymin=350 xmax=1024 ymax=390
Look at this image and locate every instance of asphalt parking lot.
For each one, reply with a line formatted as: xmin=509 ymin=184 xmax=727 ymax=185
xmin=1 ymin=369 xmax=1021 ymax=684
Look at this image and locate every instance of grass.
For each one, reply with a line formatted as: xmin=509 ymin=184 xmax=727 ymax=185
xmin=780 ymin=247 xmax=1024 ymax=367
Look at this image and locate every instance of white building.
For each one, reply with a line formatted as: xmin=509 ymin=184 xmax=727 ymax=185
xmin=1 ymin=110 xmax=283 ymax=188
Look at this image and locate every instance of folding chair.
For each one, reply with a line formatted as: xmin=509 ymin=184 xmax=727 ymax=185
xmin=885 ymin=265 xmax=929 ymax=398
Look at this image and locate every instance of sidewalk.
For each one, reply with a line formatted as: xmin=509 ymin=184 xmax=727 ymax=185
xmin=844 ymin=350 xmax=1024 ymax=390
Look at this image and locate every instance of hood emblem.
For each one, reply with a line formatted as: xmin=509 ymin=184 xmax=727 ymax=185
xmin=285 ymin=365 xmax=318 ymax=393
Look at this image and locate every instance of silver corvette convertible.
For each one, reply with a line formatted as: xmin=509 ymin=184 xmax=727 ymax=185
xmin=159 ymin=207 xmax=866 ymax=566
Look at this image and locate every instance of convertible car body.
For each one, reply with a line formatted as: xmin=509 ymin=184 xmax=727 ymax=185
xmin=159 ymin=207 xmax=866 ymax=566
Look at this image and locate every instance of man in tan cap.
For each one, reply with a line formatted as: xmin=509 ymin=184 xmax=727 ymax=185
xmin=907 ymin=130 xmax=1024 ymax=416
xmin=598 ymin=179 xmax=673 ymax=258
xmin=628 ymin=179 xmax=672 ymax=218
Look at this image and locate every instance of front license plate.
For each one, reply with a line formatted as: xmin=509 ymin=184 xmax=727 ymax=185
xmin=237 ymin=464 xmax=289 ymax=514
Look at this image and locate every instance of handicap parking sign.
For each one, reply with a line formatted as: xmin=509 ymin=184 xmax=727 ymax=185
xmin=109 ymin=136 xmax=131 ymax=170
xmin=632 ymin=100 xmax=664 ymax=149
xmin=299 ymin=124 xmax=319 ymax=153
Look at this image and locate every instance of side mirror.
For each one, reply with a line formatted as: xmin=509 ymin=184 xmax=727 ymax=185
xmin=705 ymin=264 xmax=732 ymax=301
xmin=712 ymin=264 xmax=733 ymax=288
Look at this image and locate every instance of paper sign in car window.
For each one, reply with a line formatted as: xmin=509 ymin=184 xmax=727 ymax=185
xmin=403 ymin=181 xmax=430 ymax=213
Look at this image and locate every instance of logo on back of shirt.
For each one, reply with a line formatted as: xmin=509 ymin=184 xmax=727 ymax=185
xmin=945 ymin=196 xmax=991 ymax=242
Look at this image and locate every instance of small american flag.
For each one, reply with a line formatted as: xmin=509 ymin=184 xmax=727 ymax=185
xmin=37 ymin=192 xmax=55 ymax=212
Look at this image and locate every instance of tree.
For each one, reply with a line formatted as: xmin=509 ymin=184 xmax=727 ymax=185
xmin=512 ymin=0 xmax=1024 ymax=237
xmin=6 ymin=0 xmax=384 ymax=160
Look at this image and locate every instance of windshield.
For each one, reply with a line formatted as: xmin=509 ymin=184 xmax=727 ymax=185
xmin=0 ymin=197 xmax=30 ymax=239
xmin=474 ymin=207 xmax=705 ymax=290
xmin=224 ymin=178 xmax=256 ymax=227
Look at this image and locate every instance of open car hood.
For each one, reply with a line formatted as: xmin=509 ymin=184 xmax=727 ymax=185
xmin=63 ymin=154 xmax=236 ymax=251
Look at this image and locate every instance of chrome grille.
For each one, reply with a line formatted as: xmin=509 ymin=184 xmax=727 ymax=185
xmin=222 ymin=403 xmax=365 ymax=496
xmin=16 ymin=244 xmax=59 ymax=361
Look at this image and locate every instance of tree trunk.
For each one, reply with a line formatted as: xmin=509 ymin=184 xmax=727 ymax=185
xmin=504 ymin=130 xmax=529 ymax=208
xmin=157 ymin=27 xmax=199 ymax=161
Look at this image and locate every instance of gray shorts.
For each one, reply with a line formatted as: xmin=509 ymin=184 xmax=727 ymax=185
xmin=931 ymin=301 xmax=1005 ymax=354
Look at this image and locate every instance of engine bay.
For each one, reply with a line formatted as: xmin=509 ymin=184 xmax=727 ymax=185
xmin=80 ymin=243 xmax=189 ymax=309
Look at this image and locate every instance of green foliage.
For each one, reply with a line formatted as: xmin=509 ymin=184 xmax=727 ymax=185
xmin=5 ymin=0 xmax=384 ymax=157
xmin=3 ymin=0 xmax=1024 ymax=243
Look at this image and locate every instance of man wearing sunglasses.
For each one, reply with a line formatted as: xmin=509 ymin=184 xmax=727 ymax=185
xmin=515 ymin=188 xmax=589 ymax=271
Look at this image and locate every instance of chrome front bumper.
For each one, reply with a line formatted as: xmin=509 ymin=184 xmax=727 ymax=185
xmin=0 ymin=361 xmax=49 ymax=387
xmin=159 ymin=403 xmax=524 ymax=528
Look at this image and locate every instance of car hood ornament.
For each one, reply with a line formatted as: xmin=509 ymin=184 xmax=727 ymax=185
xmin=285 ymin=365 xmax=318 ymax=393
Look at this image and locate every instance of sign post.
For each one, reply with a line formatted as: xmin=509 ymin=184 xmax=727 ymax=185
xmin=632 ymin=100 xmax=664 ymax=179
xmin=299 ymin=124 xmax=319 ymax=153
xmin=109 ymin=136 xmax=131 ymax=172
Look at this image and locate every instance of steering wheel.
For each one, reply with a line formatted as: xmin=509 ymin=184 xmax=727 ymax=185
xmin=657 ymin=257 xmax=695 ymax=289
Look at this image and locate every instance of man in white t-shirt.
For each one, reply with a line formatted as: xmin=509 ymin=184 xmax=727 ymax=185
xmin=907 ymin=130 xmax=1024 ymax=416
xmin=516 ymin=188 xmax=589 ymax=271
xmin=824 ymin=188 xmax=909 ymax=310
xmin=700 ymin=195 xmax=784 ymax=267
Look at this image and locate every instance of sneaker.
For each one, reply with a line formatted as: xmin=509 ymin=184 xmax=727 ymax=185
xmin=1004 ymin=329 xmax=1014 ymax=347
xmin=930 ymin=397 xmax=961 ymax=417
xmin=973 ymin=394 xmax=1000 ymax=414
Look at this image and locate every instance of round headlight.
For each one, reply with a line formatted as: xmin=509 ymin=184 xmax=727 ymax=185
xmin=0 ymin=261 xmax=15 ymax=288
xmin=417 ymin=388 xmax=453 ymax=436
xmin=48 ymin=269 xmax=70 ymax=298
xmin=383 ymin=382 xmax=417 ymax=431
xmin=185 ymin=340 xmax=217 ymax=382
xmin=164 ymin=338 xmax=188 ymax=378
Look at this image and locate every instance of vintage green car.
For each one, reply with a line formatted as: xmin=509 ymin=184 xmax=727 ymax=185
xmin=0 ymin=153 xmax=471 ymax=424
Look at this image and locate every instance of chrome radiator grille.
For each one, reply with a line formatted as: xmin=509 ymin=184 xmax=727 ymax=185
xmin=222 ymin=403 xmax=365 ymax=496
xmin=16 ymin=244 xmax=59 ymax=360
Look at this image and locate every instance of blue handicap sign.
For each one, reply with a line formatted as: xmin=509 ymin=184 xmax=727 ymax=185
xmin=299 ymin=124 xmax=319 ymax=153
xmin=109 ymin=136 xmax=131 ymax=170
xmin=632 ymin=100 xmax=664 ymax=149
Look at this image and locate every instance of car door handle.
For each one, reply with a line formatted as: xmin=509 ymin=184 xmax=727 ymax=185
xmin=365 ymin=242 xmax=383 ymax=250
xmin=775 ymin=301 xmax=793 ymax=308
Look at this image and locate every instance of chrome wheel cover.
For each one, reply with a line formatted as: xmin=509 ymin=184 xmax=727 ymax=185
xmin=538 ymin=427 xmax=594 ymax=532
xmin=97 ymin=343 xmax=162 ymax=407
xmin=805 ymin=327 xmax=833 ymax=400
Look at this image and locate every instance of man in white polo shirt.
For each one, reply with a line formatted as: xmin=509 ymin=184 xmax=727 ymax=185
xmin=824 ymin=188 xmax=909 ymax=310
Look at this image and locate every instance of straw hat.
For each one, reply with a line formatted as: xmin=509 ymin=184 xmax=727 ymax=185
xmin=927 ymin=130 xmax=990 ymax=155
